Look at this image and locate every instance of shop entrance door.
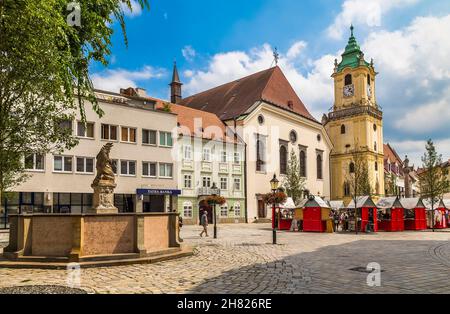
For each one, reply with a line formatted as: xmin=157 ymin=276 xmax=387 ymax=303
xmin=258 ymin=200 xmax=267 ymax=218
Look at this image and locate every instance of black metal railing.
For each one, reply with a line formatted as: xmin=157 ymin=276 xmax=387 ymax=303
xmin=328 ymin=105 xmax=383 ymax=121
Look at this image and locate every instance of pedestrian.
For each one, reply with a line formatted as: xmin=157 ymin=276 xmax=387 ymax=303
xmin=334 ymin=211 xmax=340 ymax=232
xmin=199 ymin=210 xmax=209 ymax=237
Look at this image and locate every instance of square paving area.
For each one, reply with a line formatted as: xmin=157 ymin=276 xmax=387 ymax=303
xmin=0 ymin=224 xmax=449 ymax=294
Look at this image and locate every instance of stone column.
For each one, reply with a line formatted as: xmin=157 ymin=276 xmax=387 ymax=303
xmin=135 ymin=194 xmax=143 ymax=213
xmin=90 ymin=181 xmax=118 ymax=214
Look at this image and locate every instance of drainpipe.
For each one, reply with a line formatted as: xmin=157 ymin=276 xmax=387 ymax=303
xmin=244 ymin=141 xmax=248 ymax=224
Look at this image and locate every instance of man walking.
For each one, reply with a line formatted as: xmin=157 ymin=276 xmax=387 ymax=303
xmin=200 ymin=210 xmax=209 ymax=237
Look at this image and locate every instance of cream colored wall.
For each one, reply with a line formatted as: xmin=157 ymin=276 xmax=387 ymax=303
xmin=176 ymin=136 xmax=245 ymax=201
xmin=16 ymin=98 xmax=178 ymax=195
xmin=231 ymin=103 xmax=332 ymax=221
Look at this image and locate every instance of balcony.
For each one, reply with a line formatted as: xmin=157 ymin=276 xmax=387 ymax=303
xmin=328 ymin=105 xmax=382 ymax=121
xmin=197 ymin=187 xmax=220 ymax=196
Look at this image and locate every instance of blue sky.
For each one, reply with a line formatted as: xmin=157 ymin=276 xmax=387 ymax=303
xmin=91 ymin=0 xmax=450 ymax=166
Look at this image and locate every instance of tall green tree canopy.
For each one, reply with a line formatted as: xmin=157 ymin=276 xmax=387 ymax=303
xmin=282 ymin=149 xmax=305 ymax=205
xmin=419 ymin=139 xmax=449 ymax=206
xmin=0 ymin=0 xmax=149 ymax=193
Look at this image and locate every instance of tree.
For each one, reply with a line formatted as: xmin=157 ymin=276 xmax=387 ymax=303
xmin=385 ymin=172 xmax=398 ymax=197
xmin=282 ymin=150 xmax=306 ymax=205
xmin=345 ymin=149 xmax=373 ymax=234
xmin=0 ymin=0 xmax=149 ymax=202
xmin=419 ymin=139 xmax=449 ymax=232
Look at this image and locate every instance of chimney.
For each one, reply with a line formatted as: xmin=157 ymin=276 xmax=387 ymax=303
xmin=135 ymin=87 xmax=147 ymax=97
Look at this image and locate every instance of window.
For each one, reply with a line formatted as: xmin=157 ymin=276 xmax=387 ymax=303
xmin=76 ymin=157 xmax=94 ymax=173
xmin=183 ymin=145 xmax=192 ymax=160
xmin=121 ymin=127 xmax=136 ymax=143
xmin=373 ymin=124 xmax=377 ymax=132
xmin=160 ymin=132 xmax=173 ymax=147
xmin=234 ymin=152 xmax=241 ymax=164
xmin=280 ymin=145 xmax=288 ymax=175
xmin=289 ymin=130 xmax=297 ymax=143
xmin=220 ymin=177 xmax=228 ymax=190
xmin=341 ymin=125 xmax=346 ymax=134
xmin=256 ymin=135 xmax=266 ymax=172
xmin=367 ymin=74 xmax=371 ymax=85
xmin=142 ymin=162 xmax=157 ymax=177
xmin=159 ymin=163 xmax=173 ymax=178
xmin=374 ymin=141 xmax=377 ymax=151
xmin=77 ymin=121 xmax=94 ymax=138
xmin=375 ymin=162 xmax=378 ymax=171
xmin=344 ymin=182 xmax=350 ymax=197
xmin=257 ymin=115 xmax=265 ymax=125
xmin=101 ymin=124 xmax=118 ymax=141
xmin=184 ymin=174 xmax=192 ymax=188
xmin=316 ymin=153 xmax=323 ymax=180
xmin=202 ymin=148 xmax=211 ymax=162
xmin=142 ymin=129 xmax=157 ymax=145
xmin=234 ymin=202 xmax=241 ymax=217
xmin=54 ymin=156 xmax=72 ymax=172
xmin=220 ymin=204 xmax=228 ymax=217
xmin=25 ymin=154 xmax=44 ymax=171
xmin=120 ymin=160 xmax=136 ymax=176
xmin=220 ymin=151 xmax=227 ymax=163
xmin=300 ymin=150 xmax=307 ymax=178
xmin=202 ymin=177 xmax=211 ymax=188
xmin=234 ymin=177 xmax=241 ymax=191
xmin=58 ymin=120 xmax=72 ymax=134
xmin=349 ymin=162 xmax=355 ymax=174
xmin=345 ymin=74 xmax=352 ymax=86
xmin=183 ymin=202 xmax=193 ymax=218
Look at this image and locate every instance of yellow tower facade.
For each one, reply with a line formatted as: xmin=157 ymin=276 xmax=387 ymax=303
xmin=324 ymin=26 xmax=385 ymax=201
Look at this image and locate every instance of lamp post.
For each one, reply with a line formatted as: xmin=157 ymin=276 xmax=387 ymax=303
xmin=211 ymin=182 xmax=220 ymax=239
xmin=270 ymin=174 xmax=280 ymax=245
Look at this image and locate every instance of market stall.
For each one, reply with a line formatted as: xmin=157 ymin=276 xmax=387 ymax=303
xmin=423 ymin=199 xmax=448 ymax=229
xmin=401 ymin=198 xmax=427 ymax=231
xmin=443 ymin=199 xmax=450 ymax=228
xmin=377 ymin=197 xmax=405 ymax=232
xmin=301 ymin=196 xmax=331 ymax=233
xmin=277 ymin=197 xmax=296 ymax=231
xmin=345 ymin=196 xmax=378 ymax=233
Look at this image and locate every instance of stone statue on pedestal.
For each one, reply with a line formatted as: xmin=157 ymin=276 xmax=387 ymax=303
xmin=90 ymin=143 xmax=118 ymax=214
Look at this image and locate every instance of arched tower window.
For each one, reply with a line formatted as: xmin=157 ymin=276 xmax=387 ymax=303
xmin=341 ymin=125 xmax=346 ymax=134
xmin=279 ymin=145 xmax=288 ymax=175
xmin=345 ymin=74 xmax=352 ymax=86
xmin=374 ymin=141 xmax=377 ymax=151
xmin=367 ymin=74 xmax=371 ymax=85
xmin=349 ymin=162 xmax=355 ymax=173
xmin=300 ymin=150 xmax=307 ymax=178
xmin=344 ymin=182 xmax=351 ymax=197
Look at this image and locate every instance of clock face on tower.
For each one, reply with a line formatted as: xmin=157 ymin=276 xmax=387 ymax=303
xmin=343 ymin=84 xmax=354 ymax=97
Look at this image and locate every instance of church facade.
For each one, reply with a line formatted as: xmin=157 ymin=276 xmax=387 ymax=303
xmin=323 ymin=26 xmax=385 ymax=201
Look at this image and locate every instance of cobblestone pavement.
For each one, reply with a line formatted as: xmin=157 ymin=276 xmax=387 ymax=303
xmin=0 ymin=224 xmax=449 ymax=294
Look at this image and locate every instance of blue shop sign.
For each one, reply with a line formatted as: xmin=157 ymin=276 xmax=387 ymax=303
xmin=137 ymin=189 xmax=182 ymax=196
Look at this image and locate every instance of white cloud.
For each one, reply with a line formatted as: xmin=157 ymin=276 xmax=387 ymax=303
xmin=184 ymin=43 xmax=336 ymax=120
xmin=121 ymin=0 xmax=143 ymax=18
xmin=182 ymin=45 xmax=197 ymax=62
xmin=327 ymin=0 xmax=419 ymax=39
xmin=361 ymin=15 xmax=450 ymax=134
xmin=92 ymin=66 xmax=165 ymax=93
xmin=390 ymin=139 xmax=450 ymax=167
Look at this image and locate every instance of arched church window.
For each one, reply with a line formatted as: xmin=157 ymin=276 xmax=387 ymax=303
xmin=341 ymin=125 xmax=346 ymax=134
xmin=300 ymin=150 xmax=307 ymax=178
xmin=279 ymin=145 xmax=288 ymax=175
xmin=345 ymin=74 xmax=352 ymax=86
xmin=317 ymin=154 xmax=323 ymax=180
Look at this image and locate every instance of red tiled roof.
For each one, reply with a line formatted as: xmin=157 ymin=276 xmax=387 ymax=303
xmin=179 ymin=66 xmax=317 ymax=122
xmin=384 ymin=143 xmax=403 ymax=164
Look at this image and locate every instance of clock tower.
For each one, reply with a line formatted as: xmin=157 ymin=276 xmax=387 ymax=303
xmin=323 ymin=26 xmax=384 ymax=201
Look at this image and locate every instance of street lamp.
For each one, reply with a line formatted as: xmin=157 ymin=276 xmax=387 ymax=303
xmin=270 ymin=174 xmax=279 ymax=245
xmin=211 ymin=182 xmax=220 ymax=239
